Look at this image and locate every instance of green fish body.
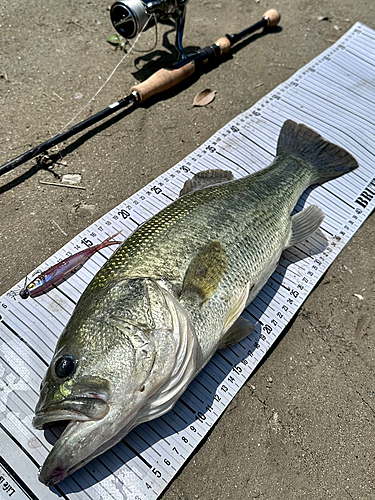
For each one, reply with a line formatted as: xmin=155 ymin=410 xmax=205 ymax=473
xmin=33 ymin=120 xmax=358 ymax=485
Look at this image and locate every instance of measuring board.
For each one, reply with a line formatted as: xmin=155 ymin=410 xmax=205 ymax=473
xmin=1 ymin=21 xmax=375 ymax=500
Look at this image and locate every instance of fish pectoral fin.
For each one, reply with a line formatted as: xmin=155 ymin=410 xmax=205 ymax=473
xmin=219 ymin=317 xmax=256 ymax=349
xmin=181 ymin=241 xmax=228 ymax=303
xmin=179 ymin=169 xmax=234 ymax=197
xmin=218 ymin=281 xmax=255 ymax=349
xmin=287 ymin=205 xmax=324 ymax=248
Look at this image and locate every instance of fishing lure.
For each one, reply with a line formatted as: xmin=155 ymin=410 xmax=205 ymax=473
xmin=19 ymin=231 xmax=123 ymax=299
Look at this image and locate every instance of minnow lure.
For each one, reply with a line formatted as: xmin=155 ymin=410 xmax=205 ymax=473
xmin=20 ymin=231 xmax=123 ymax=299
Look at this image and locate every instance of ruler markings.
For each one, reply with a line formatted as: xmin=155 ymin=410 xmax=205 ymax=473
xmin=19 ymin=294 xmax=69 ymax=331
xmin=1 ymin=316 xmax=52 ymax=363
xmin=283 ymin=89 xmax=375 ymax=157
xmin=303 ymin=74 xmax=375 ymax=121
xmin=0 ymin=333 xmax=43 ymax=387
xmin=3 ymin=298 xmax=61 ymax=343
xmin=331 ymin=53 xmax=375 ymax=88
xmin=345 ymin=45 xmax=375 ymax=69
xmin=0 ymin=359 xmax=39 ymax=410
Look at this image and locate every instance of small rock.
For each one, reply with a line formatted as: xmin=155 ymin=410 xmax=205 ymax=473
xmin=74 ymin=92 xmax=84 ymax=99
xmin=74 ymin=202 xmax=97 ymax=218
xmin=62 ymin=173 xmax=82 ymax=185
xmin=353 ymin=293 xmax=364 ymax=300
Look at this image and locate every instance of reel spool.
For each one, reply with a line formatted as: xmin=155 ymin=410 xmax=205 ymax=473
xmin=110 ymin=0 xmax=189 ymax=60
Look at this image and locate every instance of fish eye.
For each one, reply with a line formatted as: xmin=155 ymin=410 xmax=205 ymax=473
xmin=27 ymin=283 xmax=36 ymax=290
xmin=55 ymin=355 xmax=76 ymax=378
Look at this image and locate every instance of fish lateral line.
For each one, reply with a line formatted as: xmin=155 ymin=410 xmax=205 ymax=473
xmin=19 ymin=231 xmax=123 ymax=299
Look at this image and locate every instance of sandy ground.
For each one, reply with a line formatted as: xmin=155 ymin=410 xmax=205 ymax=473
xmin=1 ymin=0 xmax=374 ymax=499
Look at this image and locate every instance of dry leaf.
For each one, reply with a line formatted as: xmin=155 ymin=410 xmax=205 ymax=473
xmin=193 ymin=89 xmax=217 ymax=107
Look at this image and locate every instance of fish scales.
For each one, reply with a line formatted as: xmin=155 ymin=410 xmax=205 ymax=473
xmin=32 ymin=120 xmax=359 ymax=486
xmin=91 ymin=159 xmax=310 ymax=292
xmin=75 ymin=156 xmax=312 ymax=362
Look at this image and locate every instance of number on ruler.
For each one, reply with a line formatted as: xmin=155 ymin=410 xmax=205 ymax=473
xmin=6 ymin=290 xmax=17 ymax=301
xmin=195 ymin=411 xmax=206 ymax=423
xmin=152 ymin=467 xmax=161 ymax=478
xmin=151 ymin=186 xmax=162 ymax=195
xmin=118 ymin=209 xmax=130 ymax=219
xmin=263 ymin=324 xmax=272 ymax=334
xmin=81 ymin=237 xmax=93 ymax=247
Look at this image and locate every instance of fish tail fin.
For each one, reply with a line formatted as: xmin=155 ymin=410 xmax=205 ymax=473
xmin=277 ymin=120 xmax=358 ymax=184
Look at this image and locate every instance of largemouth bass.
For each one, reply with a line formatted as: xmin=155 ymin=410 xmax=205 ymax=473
xmin=32 ymin=120 xmax=358 ymax=485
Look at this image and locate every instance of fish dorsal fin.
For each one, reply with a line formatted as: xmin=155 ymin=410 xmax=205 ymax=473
xmin=179 ymin=169 xmax=234 ymax=197
xmin=288 ymin=205 xmax=324 ymax=248
xmin=181 ymin=241 xmax=228 ymax=303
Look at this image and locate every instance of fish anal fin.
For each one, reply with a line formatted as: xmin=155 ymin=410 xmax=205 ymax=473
xmin=181 ymin=241 xmax=228 ymax=303
xmin=288 ymin=205 xmax=324 ymax=248
xmin=219 ymin=316 xmax=256 ymax=349
xmin=179 ymin=169 xmax=234 ymax=197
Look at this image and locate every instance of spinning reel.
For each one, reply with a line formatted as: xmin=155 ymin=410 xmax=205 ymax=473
xmin=110 ymin=0 xmax=189 ymax=60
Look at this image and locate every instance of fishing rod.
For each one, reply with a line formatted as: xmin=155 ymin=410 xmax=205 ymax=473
xmin=0 ymin=8 xmax=280 ymax=176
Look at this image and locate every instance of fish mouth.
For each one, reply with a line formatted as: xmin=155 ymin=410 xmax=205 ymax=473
xmin=33 ymin=395 xmax=111 ymax=486
xmin=33 ymin=395 xmax=110 ymax=430
xmin=38 ymin=420 xmax=86 ymax=486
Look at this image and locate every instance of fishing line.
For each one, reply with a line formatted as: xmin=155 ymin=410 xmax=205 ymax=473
xmin=58 ymin=13 xmax=155 ymax=135
xmin=129 ymin=16 xmax=158 ymax=53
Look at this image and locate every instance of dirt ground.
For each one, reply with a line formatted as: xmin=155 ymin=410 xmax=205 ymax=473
xmin=1 ymin=0 xmax=375 ymax=499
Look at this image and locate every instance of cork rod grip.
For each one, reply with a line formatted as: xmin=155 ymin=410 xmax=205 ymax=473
xmin=131 ymin=60 xmax=196 ymax=103
xmin=215 ymin=37 xmax=232 ymax=54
